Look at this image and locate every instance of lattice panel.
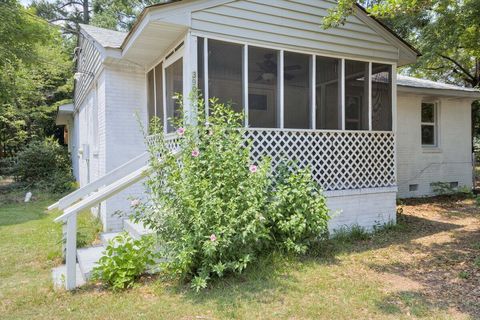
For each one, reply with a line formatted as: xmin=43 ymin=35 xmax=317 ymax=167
xmin=146 ymin=133 xmax=180 ymax=153
xmin=244 ymin=129 xmax=396 ymax=191
xmin=146 ymin=129 xmax=396 ymax=191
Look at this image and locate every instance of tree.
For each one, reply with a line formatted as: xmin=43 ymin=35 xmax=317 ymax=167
xmin=324 ymin=0 xmax=480 ymax=141
xmin=0 ymin=0 xmax=73 ymax=158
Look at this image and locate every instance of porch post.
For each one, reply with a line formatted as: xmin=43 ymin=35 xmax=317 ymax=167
xmin=65 ymin=215 xmax=77 ymax=290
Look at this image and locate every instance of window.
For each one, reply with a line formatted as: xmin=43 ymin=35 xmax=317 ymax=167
xmin=316 ymin=56 xmax=341 ymax=129
xmin=345 ymin=60 xmax=369 ymax=130
xmin=165 ymin=58 xmax=183 ymax=133
xmin=284 ymin=51 xmax=311 ymax=129
xmin=248 ymin=46 xmax=279 ymax=128
xmin=208 ymin=39 xmax=243 ymax=113
xmin=371 ymin=64 xmax=392 ymax=131
xmin=421 ymin=102 xmax=437 ymax=146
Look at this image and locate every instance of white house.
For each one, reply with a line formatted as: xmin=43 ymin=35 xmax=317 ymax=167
xmin=52 ymin=0 xmax=479 ymax=289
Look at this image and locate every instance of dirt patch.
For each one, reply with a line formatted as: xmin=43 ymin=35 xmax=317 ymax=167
xmin=373 ymin=195 xmax=480 ymax=317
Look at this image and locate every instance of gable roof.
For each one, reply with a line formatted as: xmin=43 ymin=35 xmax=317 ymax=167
xmin=79 ymin=24 xmax=127 ymax=49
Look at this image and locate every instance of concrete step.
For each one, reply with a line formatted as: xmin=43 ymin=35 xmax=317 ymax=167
xmin=52 ymin=263 xmax=86 ymax=289
xmin=124 ymin=219 xmax=154 ymax=239
xmin=100 ymin=232 xmax=120 ymax=245
xmin=77 ymin=246 xmax=105 ymax=280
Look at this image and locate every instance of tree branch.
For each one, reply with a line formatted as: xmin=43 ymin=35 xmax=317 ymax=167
xmin=439 ymin=54 xmax=476 ymax=81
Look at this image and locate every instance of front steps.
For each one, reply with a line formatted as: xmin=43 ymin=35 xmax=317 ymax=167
xmin=52 ymin=218 xmax=153 ymax=289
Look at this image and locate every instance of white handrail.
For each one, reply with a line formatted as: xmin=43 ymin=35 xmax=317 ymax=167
xmin=48 ymin=152 xmax=150 ymax=211
xmin=57 ymin=149 xmax=181 ymax=290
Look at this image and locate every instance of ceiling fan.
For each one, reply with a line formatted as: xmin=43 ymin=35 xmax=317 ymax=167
xmin=255 ymin=53 xmax=301 ymax=81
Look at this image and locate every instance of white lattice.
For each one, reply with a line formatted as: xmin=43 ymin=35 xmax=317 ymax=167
xmin=146 ymin=133 xmax=181 ymax=153
xmin=245 ymin=129 xmax=396 ymax=191
xmin=146 ymin=129 xmax=396 ymax=191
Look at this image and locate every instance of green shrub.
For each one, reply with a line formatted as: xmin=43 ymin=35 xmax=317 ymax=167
xmin=141 ymin=97 xmax=272 ymax=291
xmin=11 ymin=137 xmax=74 ymax=193
xmin=92 ymin=233 xmax=157 ymax=290
xmin=266 ymin=163 xmax=329 ymax=254
xmin=134 ymin=94 xmax=329 ymax=291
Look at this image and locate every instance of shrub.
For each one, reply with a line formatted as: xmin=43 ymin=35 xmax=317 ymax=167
xmin=135 ymin=93 xmax=329 ymax=291
xmin=92 ymin=233 xmax=157 ymax=290
xmin=11 ymin=137 xmax=74 ymax=193
xmin=140 ymin=97 xmax=272 ymax=291
xmin=266 ymin=163 xmax=329 ymax=254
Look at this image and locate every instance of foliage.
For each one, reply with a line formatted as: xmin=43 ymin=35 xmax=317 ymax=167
xmin=133 ymin=95 xmax=330 ymax=290
xmin=138 ymin=96 xmax=274 ymax=291
xmin=0 ymin=1 xmax=73 ymax=159
xmin=10 ymin=137 xmax=74 ymax=193
xmin=92 ymin=233 xmax=158 ymax=290
xmin=266 ymin=163 xmax=329 ymax=254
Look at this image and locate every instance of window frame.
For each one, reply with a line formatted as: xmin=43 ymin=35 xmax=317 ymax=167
xmin=421 ymin=101 xmax=439 ymax=147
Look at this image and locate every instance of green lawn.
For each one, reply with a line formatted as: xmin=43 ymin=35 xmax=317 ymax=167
xmin=1 ymin=190 xmax=479 ymax=319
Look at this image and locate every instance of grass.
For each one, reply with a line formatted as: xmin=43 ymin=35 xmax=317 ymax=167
xmin=1 ymin=189 xmax=479 ymax=319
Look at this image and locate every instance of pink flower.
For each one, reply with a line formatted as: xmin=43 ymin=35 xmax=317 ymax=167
xmin=130 ymin=199 xmax=140 ymax=207
xmin=191 ymin=149 xmax=200 ymax=157
xmin=176 ymin=127 xmax=185 ymax=136
xmin=249 ymin=165 xmax=258 ymax=173
xmin=210 ymin=234 xmax=217 ymax=242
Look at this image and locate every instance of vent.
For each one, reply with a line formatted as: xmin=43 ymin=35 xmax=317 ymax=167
xmin=450 ymin=182 xmax=459 ymax=189
xmin=409 ymin=184 xmax=418 ymax=192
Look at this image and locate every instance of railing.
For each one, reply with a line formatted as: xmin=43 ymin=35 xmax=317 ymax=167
xmin=51 ymin=135 xmax=180 ymax=290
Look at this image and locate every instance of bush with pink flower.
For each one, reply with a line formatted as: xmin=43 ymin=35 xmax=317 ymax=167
xmin=135 ymin=91 xmax=329 ymax=291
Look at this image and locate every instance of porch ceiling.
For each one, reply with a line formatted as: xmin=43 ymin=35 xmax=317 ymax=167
xmin=122 ymin=20 xmax=187 ymax=69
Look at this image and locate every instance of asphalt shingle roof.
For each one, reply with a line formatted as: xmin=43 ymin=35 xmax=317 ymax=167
xmin=397 ymin=75 xmax=478 ymax=93
xmin=79 ymin=24 xmax=127 ymax=48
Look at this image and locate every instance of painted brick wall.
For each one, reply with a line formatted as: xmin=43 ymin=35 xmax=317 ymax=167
xmin=396 ymin=93 xmax=473 ymax=198
xmin=101 ymin=64 xmax=148 ymax=232
xmin=326 ymin=188 xmax=397 ymax=232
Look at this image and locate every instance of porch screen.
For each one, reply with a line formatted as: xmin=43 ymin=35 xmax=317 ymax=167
xmin=147 ymin=69 xmax=155 ymax=123
xmin=154 ymin=62 xmax=163 ymax=122
xmin=248 ymin=46 xmax=279 ymax=128
xmin=371 ymin=63 xmax=392 ymax=131
xmin=197 ymin=37 xmax=204 ymax=97
xmin=165 ymin=58 xmax=183 ymax=133
xmin=284 ymin=51 xmax=311 ymax=129
xmin=208 ymin=39 xmax=243 ymax=114
xmin=316 ymin=56 xmax=341 ymax=129
xmin=345 ymin=60 xmax=369 ymax=130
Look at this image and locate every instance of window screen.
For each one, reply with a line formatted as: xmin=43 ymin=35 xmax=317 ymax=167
xmin=421 ymin=102 xmax=436 ymax=146
xmin=371 ymin=63 xmax=392 ymax=131
xmin=248 ymin=46 xmax=279 ymax=128
xmin=316 ymin=56 xmax=341 ymax=129
xmin=284 ymin=51 xmax=311 ymax=129
xmin=208 ymin=39 xmax=243 ymax=114
xmin=345 ymin=60 xmax=369 ymax=130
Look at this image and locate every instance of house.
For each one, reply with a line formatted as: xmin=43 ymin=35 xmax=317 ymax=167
xmin=52 ymin=0 xmax=480 ymax=289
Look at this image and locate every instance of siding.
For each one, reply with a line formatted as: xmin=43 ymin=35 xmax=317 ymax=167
xmin=74 ymin=34 xmax=103 ymax=107
xmin=191 ymin=0 xmax=400 ymax=61
xmin=396 ymin=94 xmax=473 ymax=198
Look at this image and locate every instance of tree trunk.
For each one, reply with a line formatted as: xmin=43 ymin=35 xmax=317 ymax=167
xmin=83 ymin=0 xmax=89 ymax=24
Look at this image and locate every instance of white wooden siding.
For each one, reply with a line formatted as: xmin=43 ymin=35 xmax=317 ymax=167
xmin=75 ymin=35 xmax=103 ymax=107
xmin=191 ymin=0 xmax=400 ymax=62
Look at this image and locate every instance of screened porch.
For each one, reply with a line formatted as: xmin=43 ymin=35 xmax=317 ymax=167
xmin=145 ymin=35 xmax=396 ymax=192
